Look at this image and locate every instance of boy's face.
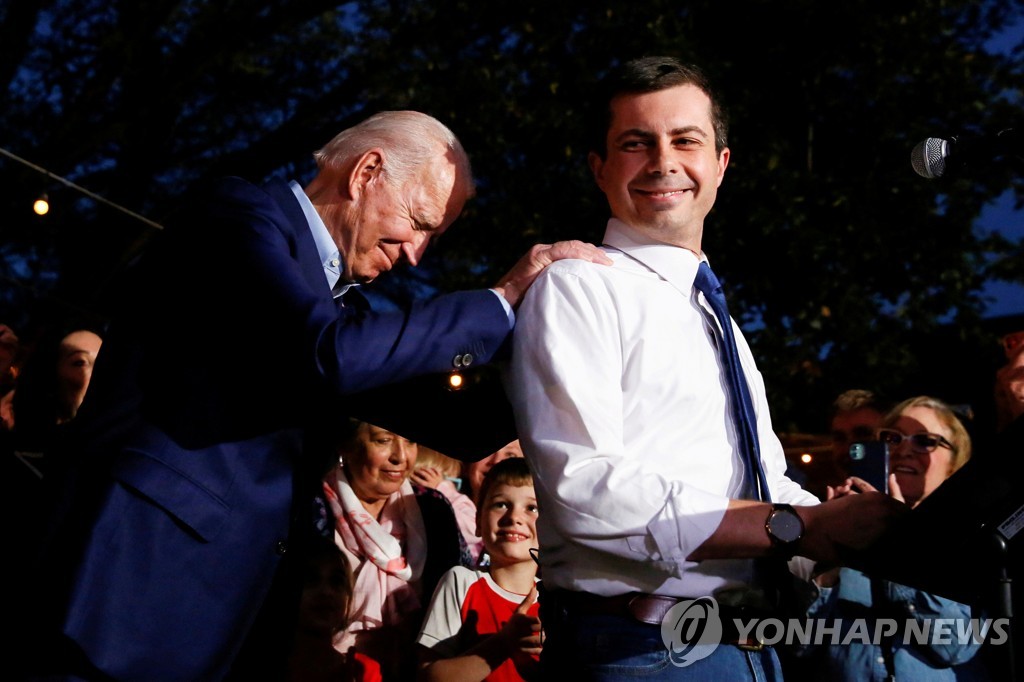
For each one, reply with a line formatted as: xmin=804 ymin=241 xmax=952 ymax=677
xmin=476 ymin=482 xmax=539 ymax=567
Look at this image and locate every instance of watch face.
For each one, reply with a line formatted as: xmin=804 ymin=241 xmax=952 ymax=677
xmin=769 ymin=509 xmax=803 ymax=543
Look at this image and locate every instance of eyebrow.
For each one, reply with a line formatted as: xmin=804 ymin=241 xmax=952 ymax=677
xmin=614 ymin=125 xmax=709 ymax=143
xmin=413 ymin=213 xmax=440 ymax=232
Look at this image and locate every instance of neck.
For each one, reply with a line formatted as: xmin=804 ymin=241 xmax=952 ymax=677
xmin=360 ymin=496 xmax=388 ymax=520
xmin=612 ymin=217 xmax=703 ymax=256
xmin=488 ymin=559 xmax=538 ymax=595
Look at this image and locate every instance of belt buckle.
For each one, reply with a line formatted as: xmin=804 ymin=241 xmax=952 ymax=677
xmin=735 ymin=639 xmax=766 ymax=652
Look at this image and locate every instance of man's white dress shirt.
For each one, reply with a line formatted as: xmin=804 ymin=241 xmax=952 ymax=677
xmin=507 ymin=219 xmax=817 ymax=599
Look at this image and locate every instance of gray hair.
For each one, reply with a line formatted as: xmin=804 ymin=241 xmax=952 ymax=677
xmin=313 ymin=110 xmax=473 ymax=193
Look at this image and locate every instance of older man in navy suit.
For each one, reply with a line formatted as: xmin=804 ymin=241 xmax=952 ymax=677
xmin=19 ymin=110 xmax=609 ymax=681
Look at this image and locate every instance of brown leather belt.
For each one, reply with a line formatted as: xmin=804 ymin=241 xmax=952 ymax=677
xmin=557 ymin=590 xmax=774 ymax=649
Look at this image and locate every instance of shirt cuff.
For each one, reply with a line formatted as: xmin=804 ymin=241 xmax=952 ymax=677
xmin=489 ymin=288 xmax=515 ymax=327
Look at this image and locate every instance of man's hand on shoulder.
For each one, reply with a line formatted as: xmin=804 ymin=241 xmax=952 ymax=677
xmin=494 ymin=241 xmax=612 ymax=309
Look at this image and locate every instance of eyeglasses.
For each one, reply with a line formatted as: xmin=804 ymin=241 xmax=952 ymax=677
xmin=877 ymin=428 xmax=953 ymax=453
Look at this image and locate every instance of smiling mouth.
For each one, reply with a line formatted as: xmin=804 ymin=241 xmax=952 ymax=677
xmin=891 ymin=465 xmax=919 ymax=475
xmin=636 ymin=188 xmax=690 ymax=198
xmin=497 ymin=532 xmax=531 ymax=542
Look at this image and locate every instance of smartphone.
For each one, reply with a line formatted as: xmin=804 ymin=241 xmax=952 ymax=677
xmin=848 ymin=441 xmax=889 ymax=494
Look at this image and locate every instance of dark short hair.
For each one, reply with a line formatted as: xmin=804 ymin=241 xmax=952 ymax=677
xmin=588 ymin=56 xmax=729 ymax=158
xmin=475 ymin=457 xmax=534 ymax=511
xmin=830 ymin=389 xmax=888 ymax=419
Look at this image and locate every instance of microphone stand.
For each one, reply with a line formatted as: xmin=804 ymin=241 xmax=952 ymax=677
xmin=988 ymin=530 xmax=1018 ymax=681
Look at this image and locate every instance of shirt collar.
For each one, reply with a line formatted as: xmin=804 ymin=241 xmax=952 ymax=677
xmin=602 ymin=218 xmax=709 ymax=297
xmin=289 ymin=180 xmax=351 ymax=298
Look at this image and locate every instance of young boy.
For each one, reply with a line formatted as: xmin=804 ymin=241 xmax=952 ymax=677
xmin=416 ymin=457 xmax=542 ymax=682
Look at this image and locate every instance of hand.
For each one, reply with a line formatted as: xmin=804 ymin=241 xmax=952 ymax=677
xmin=826 ymin=476 xmax=877 ymax=500
xmin=799 ymin=492 xmax=908 ymax=564
xmin=410 ymin=466 xmax=445 ymax=489
xmin=500 ymin=583 xmax=543 ymax=657
xmin=493 ymin=241 xmax=612 ymax=309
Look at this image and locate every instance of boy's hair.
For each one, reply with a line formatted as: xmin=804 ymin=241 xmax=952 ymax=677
xmin=475 ymin=457 xmax=533 ymax=509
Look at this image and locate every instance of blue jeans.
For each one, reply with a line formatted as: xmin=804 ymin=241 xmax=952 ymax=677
xmin=541 ymin=610 xmax=783 ymax=681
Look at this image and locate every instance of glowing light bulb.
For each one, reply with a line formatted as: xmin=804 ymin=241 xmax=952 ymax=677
xmin=448 ymin=372 xmax=464 ymax=389
xmin=33 ymin=194 xmax=49 ymax=215
xmin=800 ymin=453 xmax=813 ymax=464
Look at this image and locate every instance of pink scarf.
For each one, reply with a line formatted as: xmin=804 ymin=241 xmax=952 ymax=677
xmin=323 ymin=467 xmax=427 ymax=649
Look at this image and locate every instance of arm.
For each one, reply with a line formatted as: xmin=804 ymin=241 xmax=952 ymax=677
xmin=688 ymin=493 xmax=901 ymax=564
xmin=509 ymin=264 xmax=900 ymax=571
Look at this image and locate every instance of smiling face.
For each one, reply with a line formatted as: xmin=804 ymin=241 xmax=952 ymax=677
xmin=331 ymin=155 xmax=465 ymax=284
xmin=476 ymin=482 xmax=539 ymax=568
xmin=589 ymin=83 xmax=729 ymax=251
xmin=342 ymin=423 xmax=418 ymax=513
xmin=887 ymin=405 xmax=956 ymax=507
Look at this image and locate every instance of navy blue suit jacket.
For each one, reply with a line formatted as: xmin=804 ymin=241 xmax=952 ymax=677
xmin=34 ymin=178 xmax=513 ymax=681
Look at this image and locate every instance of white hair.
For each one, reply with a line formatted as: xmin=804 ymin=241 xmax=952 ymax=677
xmin=313 ymin=110 xmax=473 ymax=192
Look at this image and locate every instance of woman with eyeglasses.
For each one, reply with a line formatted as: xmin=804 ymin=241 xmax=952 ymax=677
xmin=878 ymin=395 xmax=972 ymax=509
xmin=794 ymin=396 xmax=990 ymax=682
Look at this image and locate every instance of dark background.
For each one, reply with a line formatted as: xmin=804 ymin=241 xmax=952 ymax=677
xmin=1 ymin=0 xmax=1022 ymax=435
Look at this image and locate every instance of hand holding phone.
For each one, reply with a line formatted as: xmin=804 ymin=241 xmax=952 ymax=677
xmin=848 ymin=441 xmax=889 ymax=494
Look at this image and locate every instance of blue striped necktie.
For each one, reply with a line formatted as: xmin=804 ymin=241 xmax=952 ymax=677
xmin=693 ymin=261 xmax=771 ymax=502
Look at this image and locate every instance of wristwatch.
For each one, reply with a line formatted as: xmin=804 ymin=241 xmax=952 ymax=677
xmin=765 ymin=503 xmax=804 ymax=559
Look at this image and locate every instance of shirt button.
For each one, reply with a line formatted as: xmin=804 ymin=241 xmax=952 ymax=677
xmin=452 ymin=354 xmax=464 ymax=368
xmin=461 ymin=353 xmax=473 ymax=367
xmin=330 ymin=259 xmax=340 ymax=267
xmin=275 ymin=540 xmax=288 ymax=556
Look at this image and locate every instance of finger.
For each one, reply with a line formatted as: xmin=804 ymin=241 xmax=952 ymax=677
xmin=516 ymin=584 xmax=539 ymax=613
xmin=542 ymin=241 xmax=612 ymax=265
xmin=888 ymin=473 xmax=905 ymax=504
xmin=848 ymin=476 xmax=876 ymax=493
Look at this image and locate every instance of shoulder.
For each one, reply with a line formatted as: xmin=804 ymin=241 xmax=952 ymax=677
xmin=433 ymin=565 xmax=484 ymax=601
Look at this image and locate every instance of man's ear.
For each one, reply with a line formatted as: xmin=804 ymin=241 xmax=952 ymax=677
xmin=588 ymin=151 xmax=605 ymax=190
xmin=347 ymin=149 xmax=385 ymax=200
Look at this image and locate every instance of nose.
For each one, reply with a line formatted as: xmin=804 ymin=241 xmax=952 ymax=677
xmin=647 ymin=139 xmax=678 ymax=176
xmin=401 ymin=234 xmax=430 ymax=267
xmin=390 ymin=439 xmax=415 ymax=464
xmin=500 ymin=505 xmax=526 ymax=527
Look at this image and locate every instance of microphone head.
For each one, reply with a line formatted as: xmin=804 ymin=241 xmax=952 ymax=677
xmin=911 ymin=137 xmax=949 ymax=178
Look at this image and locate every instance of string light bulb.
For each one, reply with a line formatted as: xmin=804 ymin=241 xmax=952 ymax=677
xmin=33 ymin=193 xmax=49 ymax=215
xmin=448 ymin=371 xmax=464 ymax=390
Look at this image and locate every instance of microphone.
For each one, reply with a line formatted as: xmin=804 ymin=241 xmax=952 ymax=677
xmin=910 ymin=128 xmax=1021 ymax=179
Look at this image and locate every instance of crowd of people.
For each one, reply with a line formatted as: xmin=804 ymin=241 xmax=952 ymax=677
xmin=4 ymin=54 xmax=1023 ymax=682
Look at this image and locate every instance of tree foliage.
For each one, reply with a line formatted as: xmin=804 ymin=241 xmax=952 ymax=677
xmin=1 ymin=0 xmax=1021 ymax=430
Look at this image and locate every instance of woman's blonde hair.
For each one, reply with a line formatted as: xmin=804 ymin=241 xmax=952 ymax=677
xmin=882 ymin=395 xmax=972 ymax=474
